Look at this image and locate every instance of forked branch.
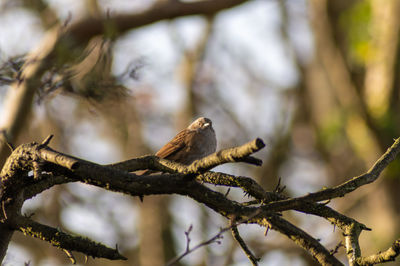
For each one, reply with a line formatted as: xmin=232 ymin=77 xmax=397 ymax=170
xmin=1 ymin=136 xmax=400 ymax=265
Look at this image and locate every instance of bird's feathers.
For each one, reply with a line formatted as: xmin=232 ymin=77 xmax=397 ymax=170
xmin=155 ymin=129 xmax=191 ymax=159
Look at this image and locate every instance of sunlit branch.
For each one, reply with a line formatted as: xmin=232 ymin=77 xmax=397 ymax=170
xmin=357 ymin=239 xmax=400 ymax=265
xmin=1 ymin=135 xmax=400 ymax=265
xmin=14 ymin=215 xmax=126 ymax=260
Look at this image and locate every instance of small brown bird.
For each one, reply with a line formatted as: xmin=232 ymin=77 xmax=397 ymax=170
xmin=138 ymin=117 xmax=216 ymax=201
xmin=155 ymin=117 xmax=217 ymax=164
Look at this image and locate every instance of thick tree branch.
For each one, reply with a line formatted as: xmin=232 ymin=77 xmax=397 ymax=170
xmin=293 ymin=203 xmax=370 ymax=233
xmin=258 ymin=214 xmax=343 ymax=266
xmin=1 ymin=138 xmax=335 ymax=264
xmin=344 ymin=223 xmax=363 ymax=266
xmin=2 ymin=136 xmax=400 ymax=265
xmin=198 ymin=171 xmax=282 ymax=202
xmin=14 ymin=215 xmax=126 ymax=260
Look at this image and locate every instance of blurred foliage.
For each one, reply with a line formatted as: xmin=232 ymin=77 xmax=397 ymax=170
xmin=0 ymin=55 xmax=25 ymax=86
xmin=318 ymin=110 xmax=345 ymax=148
xmin=339 ymin=1 xmax=372 ymax=65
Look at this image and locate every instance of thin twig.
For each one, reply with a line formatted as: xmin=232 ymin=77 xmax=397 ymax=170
xmin=41 ymin=135 xmax=54 ymax=147
xmin=273 ymin=177 xmax=286 ymax=194
xmin=330 ymin=241 xmax=344 ymax=255
xmin=166 ymin=225 xmax=226 ymax=266
xmin=230 ymin=222 xmax=260 ymax=265
xmin=63 ymin=249 xmax=76 ymax=264
xmin=1 ymin=200 xmax=7 ymax=220
xmin=0 ymin=130 xmax=14 ymax=151
xmin=167 ymin=211 xmax=261 ymax=266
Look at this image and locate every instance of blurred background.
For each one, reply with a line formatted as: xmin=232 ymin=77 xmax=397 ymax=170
xmin=1 ymin=0 xmax=400 ymax=265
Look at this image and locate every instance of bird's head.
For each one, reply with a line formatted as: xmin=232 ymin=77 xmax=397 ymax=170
xmin=188 ymin=117 xmax=213 ymax=130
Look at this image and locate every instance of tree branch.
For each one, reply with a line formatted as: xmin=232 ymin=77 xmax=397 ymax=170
xmin=67 ymin=0 xmax=251 ymax=43
xmin=257 ymin=214 xmax=343 ymax=266
xmin=197 ymin=171 xmax=282 ymax=202
xmin=2 ymin=136 xmax=400 ymax=265
xmin=0 ymin=0 xmax=252 ymax=168
xmin=166 ymin=224 xmax=226 ymax=266
xmin=357 ymin=239 xmax=400 ymax=265
xmin=260 ymin=137 xmax=400 ymax=210
xmin=107 ymin=138 xmax=265 ymax=174
xmin=230 ymin=224 xmax=260 ymax=265
xmin=344 ymin=223 xmax=363 ymax=266
xmin=0 ymin=26 xmax=63 ymax=166
xmin=14 ymin=215 xmax=126 ymax=260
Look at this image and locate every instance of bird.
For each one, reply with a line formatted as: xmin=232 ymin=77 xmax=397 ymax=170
xmin=154 ymin=117 xmax=217 ymax=165
xmin=137 ymin=117 xmax=216 ymax=201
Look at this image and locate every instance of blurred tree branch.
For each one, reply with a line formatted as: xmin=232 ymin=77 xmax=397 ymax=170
xmin=0 ymin=26 xmax=62 ymax=168
xmin=310 ymin=0 xmax=382 ymax=164
xmin=67 ymin=0 xmax=250 ymax=43
xmin=0 ymin=0 xmax=251 ymax=168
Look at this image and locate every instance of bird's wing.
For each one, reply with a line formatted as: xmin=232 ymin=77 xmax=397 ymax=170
xmin=155 ymin=129 xmax=194 ymax=159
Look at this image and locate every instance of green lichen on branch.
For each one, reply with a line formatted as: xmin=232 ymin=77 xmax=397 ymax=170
xmin=106 ymin=138 xmax=265 ymax=174
xmin=16 ymin=216 xmax=126 ymax=260
xmin=357 ymin=239 xmax=400 ymax=265
xmin=186 ymin=138 xmax=265 ymax=173
xmin=197 ymin=171 xmax=281 ymax=202
xmin=2 ymin=136 xmax=400 ymax=265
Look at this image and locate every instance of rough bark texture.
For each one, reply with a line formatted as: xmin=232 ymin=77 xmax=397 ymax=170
xmin=1 ymin=136 xmax=400 ymax=265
